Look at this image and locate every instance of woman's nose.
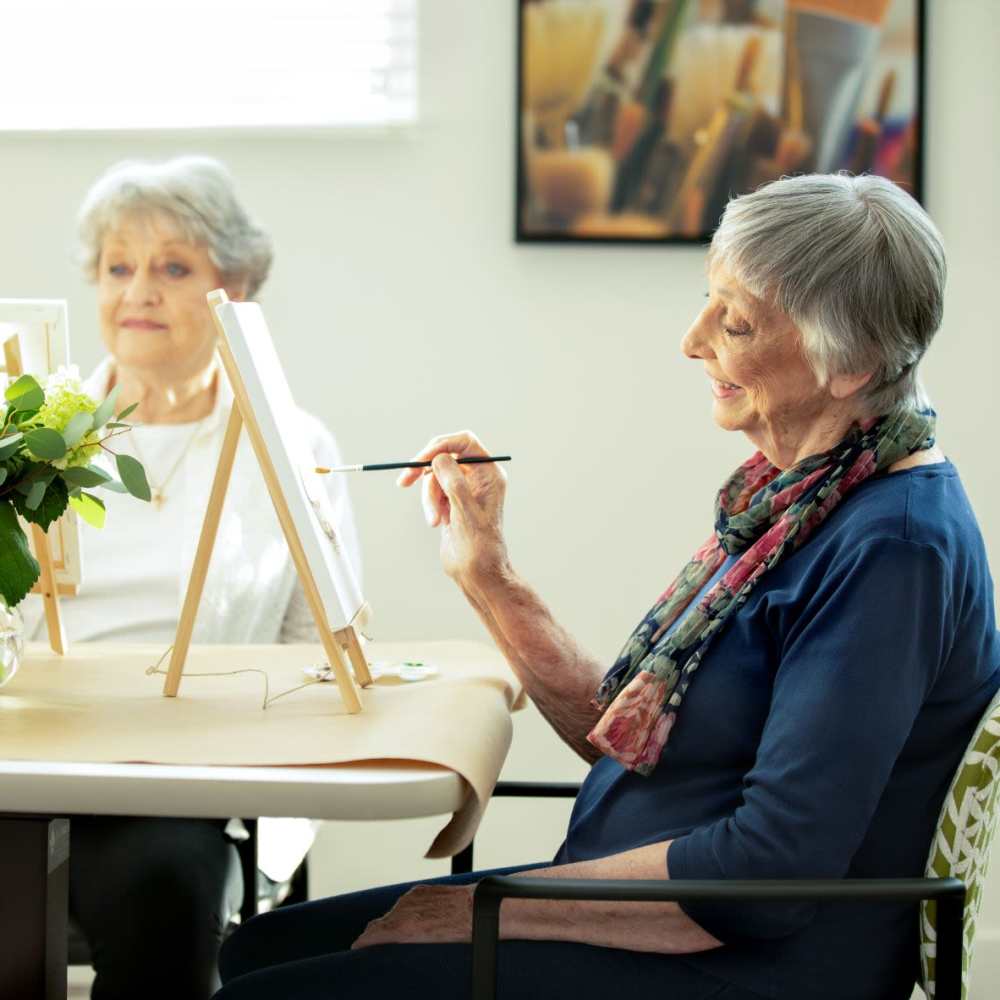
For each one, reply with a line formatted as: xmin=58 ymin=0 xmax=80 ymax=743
xmin=681 ymin=313 xmax=714 ymax=361
xmin=123 ymin=269 xmax=160 ymax=305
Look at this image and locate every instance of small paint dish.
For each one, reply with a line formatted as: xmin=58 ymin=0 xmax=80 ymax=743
xmin=302 ymin=661 xmax=439 ymax=684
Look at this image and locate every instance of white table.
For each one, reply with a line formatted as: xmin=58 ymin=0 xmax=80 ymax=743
xmin=0 ymin=639 xmax=520 ymax=1000
xmin=0 ymin=758 xmax=465 ymax=822
xmin=0 ymin=758 xmax=465 ymax=1000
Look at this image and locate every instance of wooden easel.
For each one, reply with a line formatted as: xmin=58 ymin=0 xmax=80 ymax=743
xmin=162 ymin=290 xmax=372 ymax=713
xmin=1 ymin=336 xmax=67 ymax=654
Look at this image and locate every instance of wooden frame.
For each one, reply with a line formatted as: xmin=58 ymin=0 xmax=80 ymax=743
xmin=515 ymin=0 xmax=926 ymax=244
xmin=163 ymin=290 xmax=372 ymax=713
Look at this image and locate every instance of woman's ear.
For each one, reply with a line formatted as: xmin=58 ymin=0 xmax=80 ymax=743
xmin=225 ymin=278 xmax=251 ymax=302
xmin=829 ymin=371 xmax=874 ymax=400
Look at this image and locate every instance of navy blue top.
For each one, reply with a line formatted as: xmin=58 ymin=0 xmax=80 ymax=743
xmin=554 ymin=462 xmax=1000 ymax=1000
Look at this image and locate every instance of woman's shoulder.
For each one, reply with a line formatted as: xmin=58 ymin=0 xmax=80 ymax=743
xmin=826 ymin=459 xmax=983 ymax=566
xmin=293 ymin=407 xmax=345 ymax=463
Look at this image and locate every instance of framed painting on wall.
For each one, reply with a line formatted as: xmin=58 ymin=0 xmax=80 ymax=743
xmin=516 ymin=0 xmax=925 ymax=244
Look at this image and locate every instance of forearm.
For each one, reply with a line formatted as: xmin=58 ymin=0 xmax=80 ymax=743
xmin=499 ymin=841 xmax=722 ymax=954
xmin=460 ymin=560 xmax=605 ymax=762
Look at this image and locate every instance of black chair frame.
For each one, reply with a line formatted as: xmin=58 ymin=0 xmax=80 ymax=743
xmin=452 ymin=782 xmax=966 ymax=1000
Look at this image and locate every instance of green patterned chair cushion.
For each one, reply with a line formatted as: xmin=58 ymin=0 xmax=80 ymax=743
xmin=920 ymin=689 xmax=1000 ymax=999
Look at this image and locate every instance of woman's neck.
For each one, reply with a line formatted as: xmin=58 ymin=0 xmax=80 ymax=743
xmin=110 ymin=364 xmax=218 ymax=424
xmin=749 ymin=400 xmax=863 ymax=470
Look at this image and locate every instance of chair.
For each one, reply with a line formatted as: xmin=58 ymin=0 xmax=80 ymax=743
xmin=462 ymin=689 xmax=1000 ymax=1000
xmin=67 ymin=818 xmax=308 ymax=967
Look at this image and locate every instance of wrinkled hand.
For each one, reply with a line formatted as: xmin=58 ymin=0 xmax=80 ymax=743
xmin=351 ymin=884 xmax=475 ymax=949
xmin=397 ymin=430 xmax=509 ymax=585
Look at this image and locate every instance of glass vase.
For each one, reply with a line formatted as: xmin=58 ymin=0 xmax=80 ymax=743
xmin=0 ymin=597 xmax=24 ymax=688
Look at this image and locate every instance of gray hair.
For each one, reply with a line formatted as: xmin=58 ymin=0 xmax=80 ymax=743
xmin=710 ymin=174 xmax=946 ymax=415
xmin=77 ymin=155 xmax=272 ymax=298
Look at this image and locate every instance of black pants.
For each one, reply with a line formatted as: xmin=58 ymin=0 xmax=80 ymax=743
xmin=217 ymin=865 xmax=763 ymax=1000
xmin=70 ymin=816 xmax=242 ymax=1000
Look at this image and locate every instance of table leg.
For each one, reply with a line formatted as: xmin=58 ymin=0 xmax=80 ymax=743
xmin=0 ymin=816 xmax=69 ymax=1000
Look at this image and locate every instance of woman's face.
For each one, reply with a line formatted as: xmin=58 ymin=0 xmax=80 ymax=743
xmin=681 ymin=261 xmax=840 ymax=465
xmin=97 ymin=214 xmax=228 ymax=384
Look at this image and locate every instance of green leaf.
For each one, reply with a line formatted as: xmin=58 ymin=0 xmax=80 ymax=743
xmin=62 ymin=411 xmax=93 ymax=448
xmin=4 ymin=375 xmax=43 ymax=412
xmin=0 ymin=468 xmax=6 ymax=487
xmin=61 ymin=465 xmax=110 ymax=488
xmin=96 ymin=479 xmax=128 ymax=494
xmin=69 ymin=491 xmax=105 ymax=529
xmin=115 ymin=453 xmax=150 ymax=501
xmin=11 ymin=475 xmax=67 ymax=532
xmin=92 ymin=386 xmax=120 ymax=431
xmin=0 ymin=432 xmax=22 ymax=461
xmin=116 ymin=402 xmax=139 ymax=421
xmin=105 ymin=422 xmax=129 ymax=430
xmin=0 ymin=500 xmax=40 ymax=607
xmin=23 ymin=427 xmax=66 ymax=461
xmin=24 ymin=479 xmax=47 ymax=510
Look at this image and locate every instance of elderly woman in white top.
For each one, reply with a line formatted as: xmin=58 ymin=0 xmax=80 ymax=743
xmin=23 ymin=156 xmax=361 ymax=1000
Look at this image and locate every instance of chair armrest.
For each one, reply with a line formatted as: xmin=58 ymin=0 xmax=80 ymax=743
xmin=471 ymin=876 xmax=965 ymax=1000
xmin=492 ymin=781 xmax=582 ymax=799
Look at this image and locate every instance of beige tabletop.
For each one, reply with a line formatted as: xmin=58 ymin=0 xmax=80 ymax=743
xmin=0 ymin=639 xmax=523 ymax=858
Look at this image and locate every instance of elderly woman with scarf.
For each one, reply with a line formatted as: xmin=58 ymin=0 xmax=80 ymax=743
xmin=216 ymin=174 xmax=1000 ymax=1000
xmin=21 ymin=156 xmax=361 ymax=1000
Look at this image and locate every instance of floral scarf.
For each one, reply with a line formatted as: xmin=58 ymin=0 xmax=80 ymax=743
xmin=587 ymin=407 xmax=937 ymax=775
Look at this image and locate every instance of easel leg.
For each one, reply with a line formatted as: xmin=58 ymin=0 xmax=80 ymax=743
xmin=336 ymin=626 xmax=373 ymax=687
xmin=164 ymin=404 xmax=243 ymax=697
xmin=31 ymin=525 xmax=66 ymax=655
xmin=317 ymin=629 xmax=362 ymax=713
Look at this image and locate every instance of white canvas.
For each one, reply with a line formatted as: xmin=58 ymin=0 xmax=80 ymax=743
xmin=211 ymin=297 xmax=366 ymax=632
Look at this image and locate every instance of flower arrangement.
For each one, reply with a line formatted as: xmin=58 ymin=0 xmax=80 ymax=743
xmin=0 ymin=367 xmax=149 ymax=609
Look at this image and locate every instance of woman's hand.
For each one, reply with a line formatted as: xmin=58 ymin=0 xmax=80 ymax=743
xmin=350 ymin=884 xmax=474 ymax=949
xmin=397 ymin=431 xmax=510 ymax=587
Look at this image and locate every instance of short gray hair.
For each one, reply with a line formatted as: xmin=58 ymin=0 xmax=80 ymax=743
xmin=77 ymin=155 xmax=272 ymax=298
xmin=710 ymin=174 xmax=946 ymax=415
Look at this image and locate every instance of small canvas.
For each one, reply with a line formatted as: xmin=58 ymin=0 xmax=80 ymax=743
xmin=211 ymin=297 xmax=367 ymax=633
xmin=0 ymin=299 xmax=82 ymax=594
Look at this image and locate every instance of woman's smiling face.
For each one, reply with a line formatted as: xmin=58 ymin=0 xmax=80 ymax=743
xmin=680 ymin=261 xmax=847 ymax=467
xmin=97 ymin=213 xmax=225 ymax=383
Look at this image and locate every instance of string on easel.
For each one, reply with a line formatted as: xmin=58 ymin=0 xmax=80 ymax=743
xmin=145 ymin=646 xmax=321 ymax=711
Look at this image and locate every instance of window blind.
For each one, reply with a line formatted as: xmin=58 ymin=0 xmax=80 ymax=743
xmin=1 ymin=0 xmax=417 ymax=130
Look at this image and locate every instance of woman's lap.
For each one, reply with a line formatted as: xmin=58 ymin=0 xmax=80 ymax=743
xmin=217 ymin=864 xmax=760 ymax=1000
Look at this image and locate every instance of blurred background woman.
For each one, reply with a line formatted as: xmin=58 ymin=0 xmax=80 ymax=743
xmin=22 ymin=155 xmax=361 ymax=1000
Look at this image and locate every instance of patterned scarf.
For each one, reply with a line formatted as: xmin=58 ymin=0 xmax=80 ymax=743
xmin=587 ymin=407 xmax=937 ymax=775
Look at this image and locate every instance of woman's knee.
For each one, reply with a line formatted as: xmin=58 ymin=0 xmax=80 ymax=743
xmin=219 ymin=909 xmax=285 ymax=982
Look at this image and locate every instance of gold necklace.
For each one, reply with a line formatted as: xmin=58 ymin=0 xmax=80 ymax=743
xmin=127 ymin=423 xmax=204 ymax=510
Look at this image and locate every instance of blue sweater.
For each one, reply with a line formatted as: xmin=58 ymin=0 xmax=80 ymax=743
xmin=554 ymin=462 xmax=1000 ymax=1000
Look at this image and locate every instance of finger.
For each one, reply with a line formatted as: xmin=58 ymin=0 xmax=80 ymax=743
xmin=431 ymin=454 xmax=474 ymax=510
xmin=396 ymin=431 xmax=489 ymax=488
xmin=422 ymin=467 xmax=449 ymax=527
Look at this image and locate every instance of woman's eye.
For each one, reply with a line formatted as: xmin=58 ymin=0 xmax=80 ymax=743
xmin=724 ymin=325 xmax=752 ymax=338
xmin=108 ymin=263 xmax=129 ymax=277
xmin=165 ymin=262 xmax=190 ymax=278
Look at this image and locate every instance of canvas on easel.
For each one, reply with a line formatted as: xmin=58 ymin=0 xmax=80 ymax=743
xmin=163 ymin=289 xmax=373 ymax=713
xmin=0 ymin=299 xmax=81 ymax=654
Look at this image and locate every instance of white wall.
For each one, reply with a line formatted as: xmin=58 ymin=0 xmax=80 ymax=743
xmin=2 ymin=0 xmax=998 ymax=993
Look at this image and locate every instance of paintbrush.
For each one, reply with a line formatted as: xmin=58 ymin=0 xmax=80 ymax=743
xmin=316 ymin=456 xmax=512 ymax=474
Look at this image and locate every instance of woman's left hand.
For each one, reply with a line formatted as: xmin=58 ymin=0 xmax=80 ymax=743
xmin=350 ymin=884 xmax=475 ymax=949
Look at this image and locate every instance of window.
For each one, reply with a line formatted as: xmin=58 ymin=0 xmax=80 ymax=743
xmin=3 ymin=0 xmax=417 ymax=131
